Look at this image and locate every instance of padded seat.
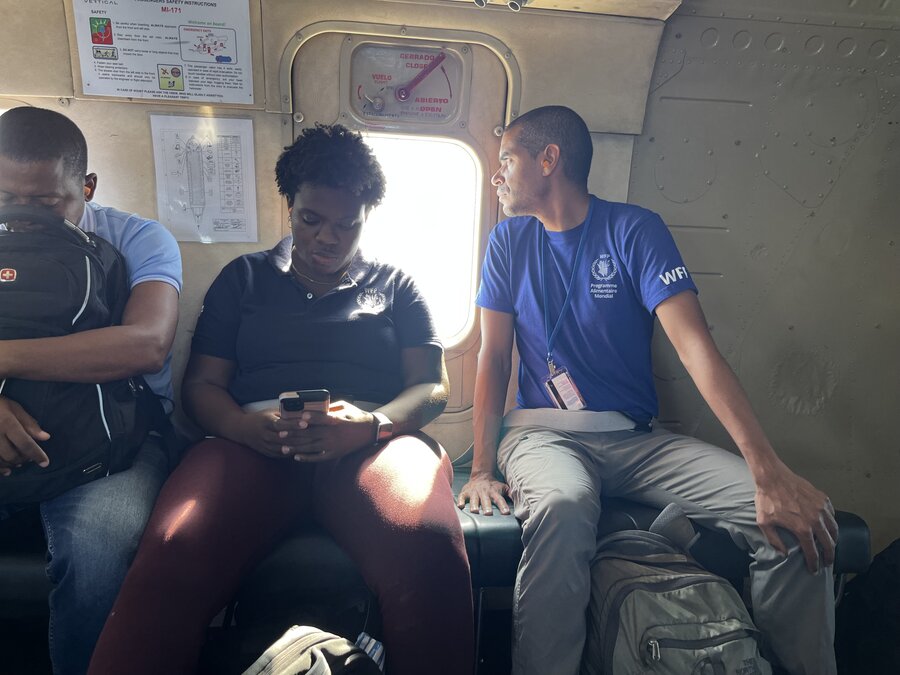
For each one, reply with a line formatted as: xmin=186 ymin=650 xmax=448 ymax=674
xmin=0 ymin=468 xmax=873 ymax=634
xmin=452 ymin=472 xmax=872 ymax=590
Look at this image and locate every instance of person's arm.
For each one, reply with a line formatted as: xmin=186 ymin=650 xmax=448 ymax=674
xmin=456 ymin=308 xmax=514 ymax=516
xmin=655 ymin=290 xmax=838 ymax=572
xmin=181 ymin=352 xmax=293 ymax=459
xmin=0 ymin=280 xmax=179 ymax=473
xmin=374 ymin=344 xmax=450 ymax=434
xmin=0 ymin=281 xmax=179 ymax=383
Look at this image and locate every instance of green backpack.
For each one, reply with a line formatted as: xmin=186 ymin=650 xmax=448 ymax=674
xmin=581 ymin=505 xmax=772 ymax=675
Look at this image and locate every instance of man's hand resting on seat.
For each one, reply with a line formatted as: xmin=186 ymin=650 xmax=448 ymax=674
xmin=457 ymin=471 xmax=511 ymax=516
xmin=0 ymin=396 xmax=50 ymax=476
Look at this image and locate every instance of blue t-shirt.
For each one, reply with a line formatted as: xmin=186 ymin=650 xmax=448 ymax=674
xmin=80 ymin=201 xmax=183 ymax=405
xmin=476 ymin=195 xmax=696 ymax=422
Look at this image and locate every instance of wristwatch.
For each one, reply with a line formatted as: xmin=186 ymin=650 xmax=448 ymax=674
xmin=372 ymin=411 xmax=393 ymax=445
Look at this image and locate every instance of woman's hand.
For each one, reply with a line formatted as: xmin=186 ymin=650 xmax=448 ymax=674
xmin=234 ymin=408 xmax=300 ymax=459
xmin=286 ymin=400 xmax=376 ymax=463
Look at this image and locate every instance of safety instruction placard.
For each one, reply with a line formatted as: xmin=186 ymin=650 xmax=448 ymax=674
xmin=71 ymin=0 xmax=254 ymax=104
xmin=150 ymin=114 xmax=257 ymax=243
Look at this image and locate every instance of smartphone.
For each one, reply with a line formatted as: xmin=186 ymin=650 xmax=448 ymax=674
xmin=279 ymin=389 xmax=330 ymax=418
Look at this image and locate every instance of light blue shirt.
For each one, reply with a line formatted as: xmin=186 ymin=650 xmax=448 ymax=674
xmin=80 ymin=202 xmax=182 ymax=408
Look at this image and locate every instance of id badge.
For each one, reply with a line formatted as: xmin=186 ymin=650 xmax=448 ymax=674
xmin=544 ymin=367 xmax=586 ymax=410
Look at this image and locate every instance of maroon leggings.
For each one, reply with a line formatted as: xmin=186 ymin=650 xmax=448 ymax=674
xmin=88 ymin=435 xmax=474 ymax=675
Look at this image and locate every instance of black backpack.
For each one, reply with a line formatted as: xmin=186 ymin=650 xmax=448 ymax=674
xmin=242 ymin=626 xmax=383 ymax=675
xmin=0 ymin=205 xmax=162 ymax=505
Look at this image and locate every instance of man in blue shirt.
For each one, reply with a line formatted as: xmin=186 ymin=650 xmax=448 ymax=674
xmin=458 ymin=106 xmax=837 ymax=675
xmin=0 ymin=106 xmax=182 ymax=674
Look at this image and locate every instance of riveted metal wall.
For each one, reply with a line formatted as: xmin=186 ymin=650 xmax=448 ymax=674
xmin=631 ymin=0 xmax=900 ymax=552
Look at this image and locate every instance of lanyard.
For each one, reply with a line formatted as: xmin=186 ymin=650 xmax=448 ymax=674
xmin=540 ymin=199 xmax=594 ymax=374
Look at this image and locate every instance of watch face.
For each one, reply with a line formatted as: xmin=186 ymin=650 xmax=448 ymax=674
xmin=347 ymin=42 xmax=465 ymax=124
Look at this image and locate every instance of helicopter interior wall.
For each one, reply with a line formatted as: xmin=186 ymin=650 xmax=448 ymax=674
xmin=0 ymin=0 xmax=897 ymax=566
xmin=630 ymin=1 xmax=900 ymax=555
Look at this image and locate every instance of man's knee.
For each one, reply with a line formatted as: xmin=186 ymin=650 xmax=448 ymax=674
xmin=522 ymin=488 xmax=601 ymax=543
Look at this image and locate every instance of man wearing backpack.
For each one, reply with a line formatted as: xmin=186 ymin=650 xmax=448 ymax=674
xmin=458 ymin=106 xmax=838 ymax=675
xmin=0 ymin=107 xmax=182 ymax=674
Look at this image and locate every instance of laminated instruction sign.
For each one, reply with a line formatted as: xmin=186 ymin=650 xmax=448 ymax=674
xmin=150 ymin=114 xmax=258 ymax=243
xmin=71 ymin=0 xmax=254 ymax=104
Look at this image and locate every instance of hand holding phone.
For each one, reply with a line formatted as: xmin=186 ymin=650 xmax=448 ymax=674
xmin=279 ymin=390 xmax=330 ymax=418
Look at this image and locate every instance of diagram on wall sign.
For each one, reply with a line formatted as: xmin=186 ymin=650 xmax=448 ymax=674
xmin=150 ymin=115 xmax=257 ymax=243
xmin=170 ymin=133 xmax=215 ymax=227
xmin=179 ymin=25 xmax=238 ymax=64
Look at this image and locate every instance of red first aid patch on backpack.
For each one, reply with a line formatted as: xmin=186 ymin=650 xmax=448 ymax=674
xmin=0 ymin=268 xmax=17 ymax=282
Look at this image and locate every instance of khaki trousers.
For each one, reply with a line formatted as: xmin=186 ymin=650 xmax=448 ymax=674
xmin=497 ymin=425 xmax=836 ymax=675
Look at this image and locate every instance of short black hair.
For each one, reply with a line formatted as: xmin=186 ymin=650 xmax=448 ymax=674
xmin=506 ymin=106 xmax=592 ymax=188
xmin=275 ymin=124 xmax=386 ymax=209
xmin=0 ymin=107 xmax=88 ymax=181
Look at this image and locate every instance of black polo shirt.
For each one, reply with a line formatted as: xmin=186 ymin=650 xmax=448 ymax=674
xmin=192 ymin=237 xmax=442 ymax=406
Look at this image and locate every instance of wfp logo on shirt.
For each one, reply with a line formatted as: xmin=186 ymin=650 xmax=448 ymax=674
xmin=590 ymin=254 xmax=619 ymax=300
xmin=591 ymin=254 xmax=618 ymax=281
xmin=659 ymin=266 xmax=691 ymax=286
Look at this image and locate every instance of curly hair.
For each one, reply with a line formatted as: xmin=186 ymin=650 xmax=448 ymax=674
xmin=275 ymin=124 xmax=386 ymax=208
xmin=0 ymin=107 xmax=88 ymax=182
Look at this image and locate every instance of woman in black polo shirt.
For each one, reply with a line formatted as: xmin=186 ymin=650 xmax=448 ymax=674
xmin=90 ymin=125 xmax=474 ymax=675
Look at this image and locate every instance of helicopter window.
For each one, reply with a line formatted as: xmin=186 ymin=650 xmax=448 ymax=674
xmin=361 ymin=132 xmax=482 ymax=347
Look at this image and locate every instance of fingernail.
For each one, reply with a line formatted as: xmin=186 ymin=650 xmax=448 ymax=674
xmin=279 ymin=431 xmax=288 ymax=438
xmin=281 ymin=446 xmax=290 ymax=454
xmin=39 ymin=461 xmax=49 ymax=467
